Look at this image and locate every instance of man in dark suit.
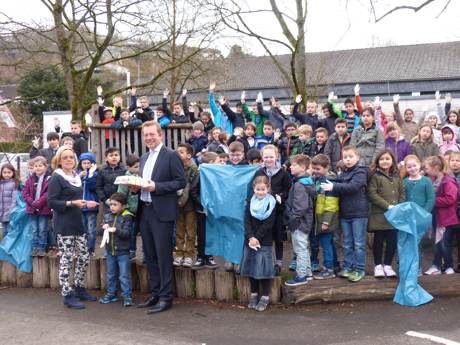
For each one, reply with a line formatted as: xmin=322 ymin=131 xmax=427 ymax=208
xmin=136 ymin=121 xmax=186 ymax=313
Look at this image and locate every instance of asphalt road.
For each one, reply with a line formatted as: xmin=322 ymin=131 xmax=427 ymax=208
xmin=2 ymin=287 xmax=460 ymax=345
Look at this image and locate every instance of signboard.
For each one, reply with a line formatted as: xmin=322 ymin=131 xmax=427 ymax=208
xmin=42 ymin=110 xmax=72 ymax=148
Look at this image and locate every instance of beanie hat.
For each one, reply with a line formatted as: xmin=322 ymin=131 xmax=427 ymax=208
xmin=103 ymin=107 xmax=113 ymax=114
xmin=192 ymin=121 xmax=204 ymax=131
xmin=79 ymin=152 xmax=96 ymax=164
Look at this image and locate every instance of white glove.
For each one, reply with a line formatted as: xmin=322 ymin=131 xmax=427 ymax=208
xmin=97 ymin=85 xmax=103 ymax=96
xmin=374 ymin=96 xmax=381 ymax=108
xmin=354 ymin=83 xmax=360 ymax=96
xmin=435 ymin=90 xmax=441 ymax=102
xmin=182 ymin=88 xmax=187 ymax=96
xmin=275 ymin=194 xmax=282 ymax=204
xmin=241 ymin=90 xmax=246 ymax=103
xmin=446 ymin=93 xmax=452 ymax=103
xmin=320 ymin=181 xmax=334 ymax=192
xmin=163 ymin=88 xmax=169 ymax=97
xmin=256 ymin=92 xmax=263 ymax=103
xmin=295 ymin=94 xmax=302 ymax=104
xmin=393 ymin=94 xmax=400 ymax=104
xmin=32 ymin=136 xmax=40 ymax=149
xmin=328 ymin=92 xmax=334 ymax=103
xmin=388 ymin=205 xmax=395 ymax=209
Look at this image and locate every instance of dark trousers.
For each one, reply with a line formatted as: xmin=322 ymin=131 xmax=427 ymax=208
xmin=140 ymin=204 xmax=174 ymax=301
xmin=273 ymin=211 xmax=284 ymax=261
xmin=196 ymin=212 xmax=208 ymax=259
xmin=434 ymin=226 xmax=454 ymax=269
xmin=373 ymin=229 xmax=397 ymax=266
xmin=249 ymin=277 xmax=271 ymax=296
xmin=453 ymin=226 xmax=460 ymax=265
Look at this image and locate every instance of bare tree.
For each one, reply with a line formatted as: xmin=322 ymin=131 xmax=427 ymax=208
xmin=209 ymin=0 xmax=309 ymax=104
xmin=369 ymin=0 xmax=451 ymax=22
xmin=0 ymin=0 xmax=219 ymax=120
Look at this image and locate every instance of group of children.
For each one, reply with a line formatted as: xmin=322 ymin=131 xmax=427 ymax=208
xmin=3 ymin=84 xmax=460 ymax=311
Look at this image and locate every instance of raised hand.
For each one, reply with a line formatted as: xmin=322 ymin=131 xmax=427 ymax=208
xmin=374 ymin=96 xmax=382 ymax=108
xmin=328 ymin=91 xmax=334 ymax=103
xmin=209 ymin=81 xmax=216 ymax=92
xmin=393 ymin=94 xmax=400 ymax=104
xmin=274 ymin=128 xmax=281 ymax=141
xmin=182 ymin=88 xmax=187 ymax=97
xmin=435 ymin=90 xmax=441 ymax=102
xmin=97 ymin=85 xmax=103 ymax=96
xmin=97 ymin=96 xmax=104 ymax=106
xmin=241 ymin=90 xmax=246 ymax=104
xmin=130 ymin=86 xmax=136 ymax=96
xmin=295 ymin=94 xmax=302 ymax=104
xmin=256 ymin=92 xmax=263 ymax=103
xmin=354 ymin=83 xmax=360 ymax=96
xmin=163 ymin=88 xmax=169 ymax=98
xmin=31 ymin=136 xmax=40 ymax=149
xmin=446 ymin=93 xmax=452 ymax=103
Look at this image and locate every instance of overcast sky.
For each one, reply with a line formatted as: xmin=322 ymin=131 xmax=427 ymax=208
xmin=2 ymin=0 xmax=460 ymax=55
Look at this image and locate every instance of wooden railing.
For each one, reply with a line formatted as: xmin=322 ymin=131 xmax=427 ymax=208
xmin=87 ymin=123 xmax=193 ymax=164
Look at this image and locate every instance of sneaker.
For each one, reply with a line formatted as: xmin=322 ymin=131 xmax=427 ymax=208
xmin=255 ymin=296 xmax=269 ymax=312
xmin=444 ymin=267 xmax=455 ymax=275
xmin=205 ymin=257 xmax=218 ymax=269
xmin=99 ymin=294 xmax=119 ymax=304
xmin=311 ymin=263 xmax=321 ymax=272
xmin=314 ymin=269 xmax=335 ymax=280
xmin=424 ymin=265 xmax=441 ymax=275
xmin=248 ymin=293 xmax=258 ymax=309
xmin=63 ymin=294 xmax=85 ymax=309
xmin=383 ymin=265 xmax=397 ymax=278
xmin=274 ymin=263 xmax=282 ymax=276
xmin=74 ymin=286 xmax=97 ymax=301
xmin=173 ymin=257 xmax=184 ymax=267
xmin=348 ymin=271 xmax=365 ymax=283
xmin=182 ymin=257 xmax=193 ymax=268
xmin=192 ymin=258 xmax=205 ymax=270
xmin=123 ymin=297 xmax=133 ymax=307
xmin=374 ymin=264 xmax=385 ymax=278
xmin=337 ymin=269 xmax=352 ymax=278
xmin=285 ymin=275 xmax=309 ymax=287
xmin=224 ymin=261 xmax=234 ymax=272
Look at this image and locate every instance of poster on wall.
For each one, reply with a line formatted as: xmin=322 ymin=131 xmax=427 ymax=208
xmin=42 ymin=110 xmax=72 ymax=148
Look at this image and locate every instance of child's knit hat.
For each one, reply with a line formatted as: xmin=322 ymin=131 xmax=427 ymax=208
xmin=192 ymin=121 xmax=204 ymax=132
xmin=79 ymin=152 xmax=96 ymax=164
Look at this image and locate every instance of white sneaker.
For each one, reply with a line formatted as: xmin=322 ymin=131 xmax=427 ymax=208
xmin=374 ymin=264 xmax=385 ymax=278
xmin=424 ymin=265 xmax=441 ymax=275
xmin=444 ymin=267 xmax=455 ymax=275
xmin=383 ymin=265 xmax=397 ymax=278
xmin=173 ymin=257 xmax=184 ymax=267
xmin=182 ymin=257 xmax=193 ymax=268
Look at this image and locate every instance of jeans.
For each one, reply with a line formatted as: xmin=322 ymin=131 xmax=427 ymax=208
xmin=82 ymin=212 xmax=97 ymax=253
xmin=31 ymin=215 xmax=49 ymax=251
xmin=106 ymin=252 xmax=132 ymax=298
xmin=291 ymin=230 xmax=312 ymax=277
xmin=310 ymin=232 xmax=335 ymax=270
xmin=433 ymin=226 xmax=453 ymax=269
xmin=340 ymin=218 xmax=368 ymax=272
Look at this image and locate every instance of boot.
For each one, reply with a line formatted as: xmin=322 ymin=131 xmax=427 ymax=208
xmin=74 ymin=286 xmax=97 ymax=302
xmin=63 ymin=294 xmax=85 ymax=309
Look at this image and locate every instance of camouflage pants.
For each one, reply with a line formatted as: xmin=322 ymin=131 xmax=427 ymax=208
xmin=57 ymin=234 xmax=89 ymax=296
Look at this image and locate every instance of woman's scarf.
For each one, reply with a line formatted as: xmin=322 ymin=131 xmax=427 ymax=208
xmin=264 ymin=162 xmax=281 ymax=178
xmin=54 ymin=168 xmax=82 ymax=187
xmin=250 ymin=194 xmax=276 ymax=221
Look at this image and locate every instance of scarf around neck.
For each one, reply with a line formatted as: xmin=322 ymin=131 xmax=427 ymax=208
xmin=55 ymin=168 xmax=82 ymax=187
xmin=250 ymin=194 xmax=276 ymax=221
xmin=265 ymin=163 xmax=281 ymax=178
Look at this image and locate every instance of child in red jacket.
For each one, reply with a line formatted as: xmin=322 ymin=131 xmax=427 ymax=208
xmin=424 ymin=155 xmax=459 ymax=275
xmin=23 ymin=156 xmax=52 ymax=256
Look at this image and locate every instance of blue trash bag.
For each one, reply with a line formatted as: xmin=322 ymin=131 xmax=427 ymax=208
xmin=384 ymin=202 xmax=433 ymax=307
xmin=0 ymin=193 xmax=33 ymax=272
xmin=200 ymin=164 xmax=259 ymax=264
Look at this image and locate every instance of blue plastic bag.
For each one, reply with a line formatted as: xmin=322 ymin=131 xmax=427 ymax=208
xmin=384 ymin=202 xmax=433 ymax=307
xmin=200 ymin=164 xmax=259 ymax=264
xmin=0 ymin=193 xmax=33 ymax=272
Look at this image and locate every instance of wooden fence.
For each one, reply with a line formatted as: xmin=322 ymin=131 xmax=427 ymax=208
xmin=88 ymin=123 xmax=193 ymax=165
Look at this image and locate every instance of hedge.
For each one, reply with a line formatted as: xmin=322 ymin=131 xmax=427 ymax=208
xmin=0 ymin=142 xmax=32 ymax=153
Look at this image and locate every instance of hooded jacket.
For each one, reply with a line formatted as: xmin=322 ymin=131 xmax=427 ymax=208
xmin=350 ymin=124 xmax=385 ymax=167
xmin=79 ymin=153 xmax=99 ymax=213
xmin=439 ymin=125 xmax=460 ymax=155
xmin=432 ymin=175 xmax=459 ymax=227
xmin=0 ymin=179 xmax=17 ymax=223
xmin=324 ymin=132 xmax=351 ymax=173
xmin=285 ymin=176 xmax=315 ymax=233
xmin=96 ymin=162 xmax=127 ymax=203
xmin=23 ymin=173 xmax=52 ymax=216
xmin=101 ymin=210 xmax=134 ymax=255
xmin=385 ymin=136 xmax=412 ymax=163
